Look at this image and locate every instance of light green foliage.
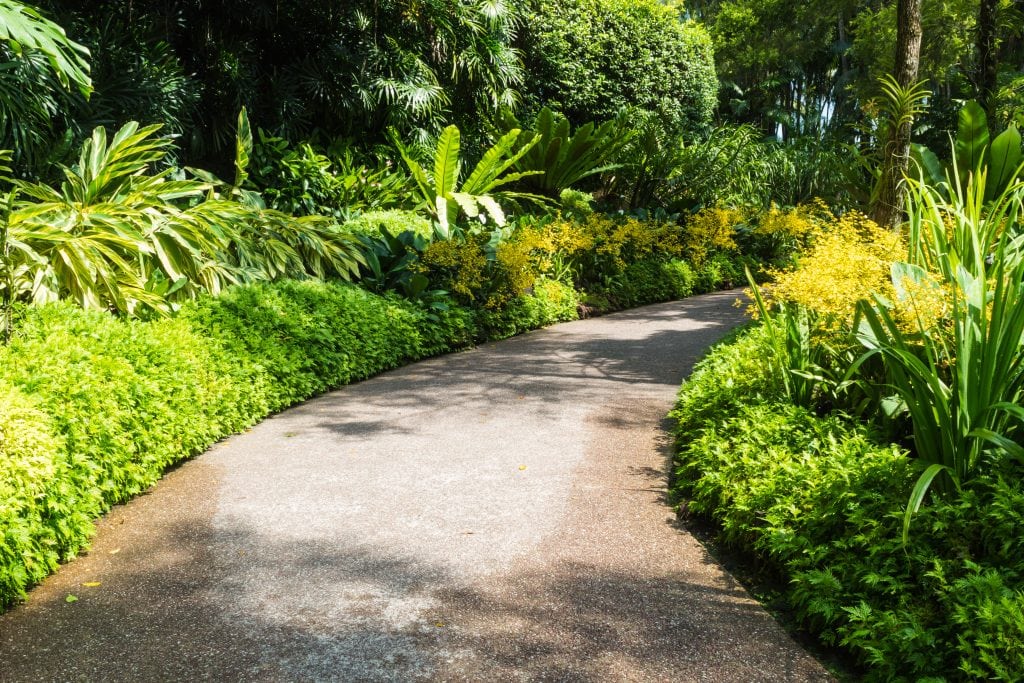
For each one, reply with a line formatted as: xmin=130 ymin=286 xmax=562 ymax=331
xmin=672 ymin=325 xmax=1024 ymax=679
xmin=496 ymin=107 xmax=634 ymax=197
xmin=520 ymin=0 xmax=717 ymax=137
xmin=0 ymin=279 xmax=477 ymax=608
xmin=343 ymin=210 xmax=432 ymax=239
xmin=0 ymin=381 xmax=64 ymax=603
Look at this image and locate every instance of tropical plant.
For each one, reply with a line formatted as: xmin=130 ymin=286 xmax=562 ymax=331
xmin=249 ymin=134 xmax=412 ymax=218
xmin=1 ymin=115 xmax=364 ymax=318
xmin=356 ymin=227 xmax=434 ymax=298
xmin=913 ymin=100 xmax=1023 ymax=202
xmin=0 ymin=0 xmax=90 ymax=93
xmin=495 ymin=107 xmax=633 ymax=197
xmin=396 ymin=125 xmax=547 ymax=234
xmin=606 ymin=122 xmax=781 ymax=211
xmin=5 ymin=122 xmax=223 ymax=314
xmin=856 ymin=169 xmax=1024 ymax=541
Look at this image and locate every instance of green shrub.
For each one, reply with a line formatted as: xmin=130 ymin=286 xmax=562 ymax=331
xmin=0 ymin=280 xmax=477 ymax=609
xmin=519 ymin=0 xmax=717 ymax=136
xmin=343 ymin=210 xmax=432 ymax=238
xmin=672 ymin=325 xmax=1024 ymax=680
xmin=0 ymin=382 xmax=65 ymax=604
xmin=476 ymin=277 xmax=580 ymax=340
xmin=614 ymin=258 xmax=695 ymax=307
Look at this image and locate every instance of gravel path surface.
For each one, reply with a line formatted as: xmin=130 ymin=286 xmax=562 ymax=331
xmin=0 ymin=290 xmax=833 ymax=682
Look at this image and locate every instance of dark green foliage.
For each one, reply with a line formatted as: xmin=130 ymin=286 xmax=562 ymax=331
xmin=38 ymin=0 xmax=523 ymax=162
xmin=519 ymin=0 xmax=717 ymax=137
xmin=355 ymin=228 xmax=434 ymax=299
xmin=672 ymin=326 xmax=1024 ymax=680
xmin=611 ymin=258 xmax=695 ymax=308
xmin=248 ymin=136 xmax=413 ymax=218
xmin=0 ymin=280 xmax=475 ymax=608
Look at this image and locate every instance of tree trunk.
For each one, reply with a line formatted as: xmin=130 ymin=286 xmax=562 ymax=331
xmin=870 ymin=0 xmax=923 ymax=230
xmin=977 ymin=0 xmax=999 ymax=113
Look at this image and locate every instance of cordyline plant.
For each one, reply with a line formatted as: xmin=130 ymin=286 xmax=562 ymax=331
xmin=855 ymin=164 xmax=1024 ymax=542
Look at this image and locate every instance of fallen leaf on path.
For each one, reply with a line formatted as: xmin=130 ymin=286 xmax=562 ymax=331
xmin=82 ymin=582 xmax=101 ymax=587
xmin=108 ymin=548 xmax=121 ymax=555
xmin=518 ymin=465 xmax=527 ymax=471
xmin=65 ymin=594 xmax=78 ymax=603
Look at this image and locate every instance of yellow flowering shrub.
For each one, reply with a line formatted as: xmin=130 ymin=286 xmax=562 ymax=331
xmin=754 ymin=201 xmax=828 ymax=245
xmin=510 ymin=217 xmax=594 ymax=278
xmin=683 ymin=207 xmax=742 ymax=268
xmin=489 ymin=240 xmax=539 ymax=309
xmin=765 ymin=211 xmax=905 ymax=328
xmin=508 ymin=213 xmax=683 ymax=284
xmin=418 ymin=239 xmax=487 ymax=304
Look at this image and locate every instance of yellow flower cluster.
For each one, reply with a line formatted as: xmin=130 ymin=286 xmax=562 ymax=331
xmin=683 ymin=207 xmax=742 ymax=267
xmin=490 ymin=240 xmax=538 ymax=308
xmin=891 ymin=272 xmax=953 ymax=335
xmin=765 ymin=212 xmax=905 ymax=327
xmin=418 ymin=239 xmax=486 ymax=302
xmin=754 ymin=201 xmax=828 ymax=245
xmin=511 ymin=218 xmax=594 ymax=276
xmin=589 ymin=215 xmax=684 ymax=269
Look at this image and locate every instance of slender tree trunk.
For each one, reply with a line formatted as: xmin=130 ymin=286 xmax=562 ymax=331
xmin=870 ymin=0 xmax=923 ymax=230
xmin=977 ymin=0 xmax=999 ymax=113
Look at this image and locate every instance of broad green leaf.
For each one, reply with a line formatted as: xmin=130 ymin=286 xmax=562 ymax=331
xmin=955 ymin=100 xmax=991 ymax=175
xmin=986 ymin=125 xmax=1022 ymax=202
xmin=434 ymin=126 xmax=461 ymax=197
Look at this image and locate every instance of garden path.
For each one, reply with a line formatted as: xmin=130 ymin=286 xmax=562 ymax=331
xmin=0 ymin=290 xmax=832 ymax=682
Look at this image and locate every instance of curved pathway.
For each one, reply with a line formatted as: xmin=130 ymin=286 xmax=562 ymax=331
xmin=0 ymin=291 xmax=832 ymax=682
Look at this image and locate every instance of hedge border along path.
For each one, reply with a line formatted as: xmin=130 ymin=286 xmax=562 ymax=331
xmin=0 ymin=255 xmax=702 ymax=611
xmin=0 ymin=289 xmax=832 ymax=681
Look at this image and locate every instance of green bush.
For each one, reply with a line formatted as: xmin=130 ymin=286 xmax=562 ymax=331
xmin=614 ymin=258 xmax=695 ymax=307
xmin=343 ymin=210 xmax=433 ymax=238
xmin=519 ymin=0 xmax=717 ymax=136
xmin=672 ymin=325 xmax=1024 ymax=680
xmin=0 ymin=383 xmax=65 ymax=604
xmin=0 ymin=281 xmax=476 ymax=608
xmin=476 ymin=277 xmax=580 ymax=340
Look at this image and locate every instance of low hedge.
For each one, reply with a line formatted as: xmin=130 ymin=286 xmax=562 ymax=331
xmin=671 ymin=326 xmax=1024 ymax=681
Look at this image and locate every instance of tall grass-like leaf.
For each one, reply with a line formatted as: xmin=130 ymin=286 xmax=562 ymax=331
xmin=857 ymin=169 xmax=1024 ymax=542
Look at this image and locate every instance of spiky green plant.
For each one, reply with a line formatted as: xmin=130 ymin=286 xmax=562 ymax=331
xmin=857 ymin=168 xmax=1024 ymax=542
